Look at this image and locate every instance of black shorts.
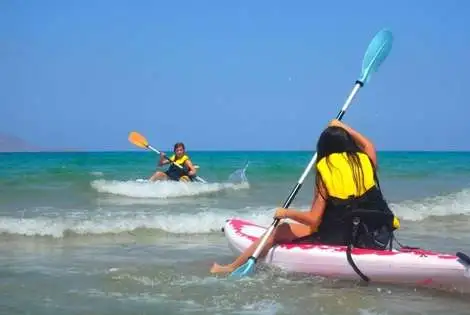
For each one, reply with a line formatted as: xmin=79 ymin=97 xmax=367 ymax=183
xmin=164 ymin=170 xmax=183 ymax=181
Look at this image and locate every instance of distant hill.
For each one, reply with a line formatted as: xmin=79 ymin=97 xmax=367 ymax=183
xmin=0 ymin=133 xmax=90 ymax=152
xmin=0 ymin=133 xmax=42 ymax=152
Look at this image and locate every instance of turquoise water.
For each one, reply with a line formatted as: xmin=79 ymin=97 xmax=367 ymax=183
xmin=1 ymin=151 xmax=470 ymax=314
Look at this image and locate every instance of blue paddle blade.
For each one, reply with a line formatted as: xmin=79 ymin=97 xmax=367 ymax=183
xmin=229 ymin=258 xmax=256 ymax=278
xmin=358 ymin=29 xmax=394 ymax=84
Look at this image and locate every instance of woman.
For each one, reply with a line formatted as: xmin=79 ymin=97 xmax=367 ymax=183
xmin=210 ymin=119 xmax=398 ymax=274
xmin=149 ymin=142 xmax=197 ymax=182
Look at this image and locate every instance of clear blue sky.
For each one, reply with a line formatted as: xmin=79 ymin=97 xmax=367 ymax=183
xmin=1 ymin=1 xmax=469 ymax=151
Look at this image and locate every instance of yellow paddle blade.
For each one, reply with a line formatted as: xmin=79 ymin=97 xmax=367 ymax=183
xmin=128 ymin=131 xmax=149 ymax=149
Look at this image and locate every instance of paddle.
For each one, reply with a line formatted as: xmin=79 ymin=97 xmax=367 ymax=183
xmin=128 ymin=131 xmax=207 ymax=183
xmin=230 ymin=28 xmax=394 ymax=277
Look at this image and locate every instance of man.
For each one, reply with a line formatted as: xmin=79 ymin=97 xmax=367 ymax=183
xmin=149 ymin=142 xmax=198 ymax=182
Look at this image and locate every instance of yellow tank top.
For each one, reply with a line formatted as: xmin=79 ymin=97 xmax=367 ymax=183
xmin=169 ymin=154 xmax=189 ymax=166
xmin=316 ymin=152 xmax=375 ymax=199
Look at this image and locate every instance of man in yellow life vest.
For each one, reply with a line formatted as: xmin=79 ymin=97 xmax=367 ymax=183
xmin=149 ymin=142 xmax=198 ymax=182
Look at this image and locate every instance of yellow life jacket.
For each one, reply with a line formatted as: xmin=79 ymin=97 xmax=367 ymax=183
xmin=317 ymin=152 xmax=375 ymax=199
xmin=169 ymin=154 xmax=189 ymax=166
xmin=317 ymin=152 xmax=400 ymax=230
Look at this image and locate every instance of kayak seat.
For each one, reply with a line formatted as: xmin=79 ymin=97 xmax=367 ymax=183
xmin=339 ymin=209 xmax=395 ymax=251
xmin=291 ymin=209 xmax=395 ymax=251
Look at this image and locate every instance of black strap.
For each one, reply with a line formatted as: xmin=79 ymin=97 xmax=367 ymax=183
xmin=456 ymin=252 xmax=470 ymax=265
xmin=346 ymin=217 xmax=370 ymax=282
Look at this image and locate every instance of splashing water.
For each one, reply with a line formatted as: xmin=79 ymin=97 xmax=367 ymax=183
xmin=90 ymin=161 xmax=251 ymax=199
xmin=228 ymin=161 xmax=249 ymax=183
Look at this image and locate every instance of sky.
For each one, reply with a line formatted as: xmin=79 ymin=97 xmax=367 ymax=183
xmin=1 ymin=0 xmax=469 ymax=151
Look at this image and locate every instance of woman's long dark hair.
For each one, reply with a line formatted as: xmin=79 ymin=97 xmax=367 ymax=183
xmin=315 ymin=126 xmax=370 ymax=199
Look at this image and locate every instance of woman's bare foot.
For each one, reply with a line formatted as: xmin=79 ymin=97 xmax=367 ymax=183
xmin=210 ymin=262 xmax=234 ymax=274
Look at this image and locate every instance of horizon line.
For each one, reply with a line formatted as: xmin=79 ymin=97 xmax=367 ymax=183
xmin=2 ymin=149 xmax=470 ymax=153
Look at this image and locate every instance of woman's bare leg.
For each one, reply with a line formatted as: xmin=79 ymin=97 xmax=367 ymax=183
xmin=210 ymin=222 xmax=312 ymax=274
xmin=149 ymin=171 xmax=168 ymax=182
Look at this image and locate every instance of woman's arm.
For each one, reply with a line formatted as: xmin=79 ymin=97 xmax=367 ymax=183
xmin=184 ymin=159 xmax=197 ymax=176
xmin=158 ymin=153 xmax=170 ymax=166
xmin=275 ymin=178 xmax=327 ymax=229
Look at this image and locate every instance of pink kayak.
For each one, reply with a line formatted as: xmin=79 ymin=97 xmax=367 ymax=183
xmin=222 ymin=218 xmax=470 ymax=293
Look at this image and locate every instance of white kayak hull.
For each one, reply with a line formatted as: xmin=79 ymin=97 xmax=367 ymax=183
xmin=222 ymin=218 xmax=470 ymax=293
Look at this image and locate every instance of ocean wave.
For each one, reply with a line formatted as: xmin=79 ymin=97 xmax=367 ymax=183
xmin=390 ymin=189 xmax=470 ymax=221
xmin=2 ymin=189 xmax=470 ymax=238
xmin=0 ymin=207 xmax=274 ymax=238
xmin=90 ymin=179 xmax=250 ymax=198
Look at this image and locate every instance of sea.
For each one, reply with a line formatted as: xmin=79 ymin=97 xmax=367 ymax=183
xmin=1 ymin=151 xmax=470 ymax=315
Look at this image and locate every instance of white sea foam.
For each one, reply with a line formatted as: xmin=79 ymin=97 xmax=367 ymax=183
xmin=90 ymin=179 xmax=249 ymax=198
xmin=2 ymin=189 xmax=470 ymax=238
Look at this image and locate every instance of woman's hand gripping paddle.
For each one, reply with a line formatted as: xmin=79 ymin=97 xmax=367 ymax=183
xmin=128 ymin=131 xmax=207 ymax=183
xmin=229 ymin=28 xmax=394 ymax=278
